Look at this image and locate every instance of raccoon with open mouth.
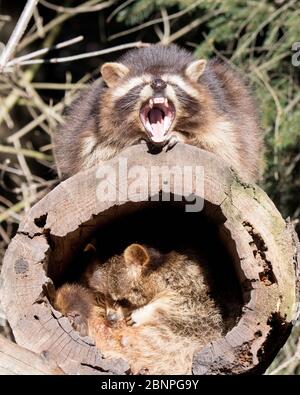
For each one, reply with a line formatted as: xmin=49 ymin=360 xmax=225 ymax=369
xmin=54 ymin=44 xmax=263 ymax=181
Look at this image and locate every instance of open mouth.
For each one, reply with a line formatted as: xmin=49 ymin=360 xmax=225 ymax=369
xmin=139 ymin=97 xmax=176 ymax=145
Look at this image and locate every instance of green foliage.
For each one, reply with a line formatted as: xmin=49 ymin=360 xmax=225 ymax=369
xmin=116 ymin=0 xmax=198 ymax=25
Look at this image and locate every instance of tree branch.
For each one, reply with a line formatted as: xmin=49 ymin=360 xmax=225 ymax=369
xmin=0 ymin=0 xmax=39 ymax=72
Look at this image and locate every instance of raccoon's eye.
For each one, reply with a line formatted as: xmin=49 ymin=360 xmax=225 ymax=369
xmin=117 ymin=299 xmax=131 ymax=308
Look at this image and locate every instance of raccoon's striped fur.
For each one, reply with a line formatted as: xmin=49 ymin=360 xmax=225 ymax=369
xmin=53 ymin=45 xmax=263 ymax=182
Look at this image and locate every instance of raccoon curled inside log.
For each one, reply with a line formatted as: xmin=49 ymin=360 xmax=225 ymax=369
xmin=54 ymin=44 xmax=263 ymax=182
xmin=55 ymin=243 xmax=224 ymax=374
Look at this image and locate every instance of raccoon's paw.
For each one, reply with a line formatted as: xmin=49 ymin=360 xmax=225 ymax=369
xmin=125 ymin=314 xmax=136 ymax=327
xmin=67 ymin=311 xmax=88 ymax=336
xmin=138 ymin=368 xmax=150 ymax=375
xmin=166 ymin=135 xmax=179 ymax=151
xmin=127 ymin=305 xmax=154 ymax=327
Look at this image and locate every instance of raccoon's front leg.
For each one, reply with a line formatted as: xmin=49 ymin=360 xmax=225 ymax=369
xmin=165 ymin=132 xmax=185 ymax=151
xmin=166 ymin=135 xmax=179 ymax=151
xmin=126 ymin=294 xmax=172 ymax=326
xmin=126 ymin=304 xmax=156 ymax=327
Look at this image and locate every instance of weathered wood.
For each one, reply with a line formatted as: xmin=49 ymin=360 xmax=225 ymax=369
xmin=0 ymin=143 xmax=299 ymax=375
xmin=0 ymin=334 xmax=63 ymax=375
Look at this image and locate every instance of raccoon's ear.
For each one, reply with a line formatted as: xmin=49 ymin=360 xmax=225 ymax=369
xmin=101 ymin=62 xmax=130 ymax=87
xmin=124 ymin=244 xmax=150 ymax=267
xmin=84 ymin=243 xmax=96 ymax=253
xmin=185 ymin=59 xmax=207 ymax=82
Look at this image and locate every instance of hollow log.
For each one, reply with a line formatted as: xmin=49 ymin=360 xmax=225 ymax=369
xmin=0 ymin=143 xmax=299 ymax=375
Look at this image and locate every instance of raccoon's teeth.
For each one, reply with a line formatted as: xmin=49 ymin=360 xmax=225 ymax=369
xmin=153 ymin=97 xmax=165 ymax=104
xmin=140 ymin=98 xmax=176 ymax=145
xmin=164 ymin=113 xmax=171 ymax=131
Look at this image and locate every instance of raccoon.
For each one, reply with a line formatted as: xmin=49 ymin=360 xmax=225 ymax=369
xmin=55 ymin=243 xmax=224 ymax=374
xmin=54 ymin=282 xmax=200 ymax=374
xmin=53 ymin=44 xmax=263 ymax=182
xmin=84 ymin=244 xmax=223 ymax=339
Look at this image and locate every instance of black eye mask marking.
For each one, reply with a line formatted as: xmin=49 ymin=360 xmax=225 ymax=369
xmin=114 ymin=83 xmax=146 ymax=123
xmin=170 ymin=84 xmax=201 ymax=114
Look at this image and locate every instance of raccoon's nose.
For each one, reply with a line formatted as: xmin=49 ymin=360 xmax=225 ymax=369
xmin=150 ymin=78 xmax=167 ymax=91
xmin=107 ymin=311 xmax=119 ymax=323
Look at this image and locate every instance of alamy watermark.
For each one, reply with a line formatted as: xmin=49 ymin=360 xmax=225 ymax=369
xmin=95 ymin=158 xmax=204 ymax=212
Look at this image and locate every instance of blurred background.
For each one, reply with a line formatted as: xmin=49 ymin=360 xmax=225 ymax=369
xmin=0 ymin=0 xmax=299 ymax=374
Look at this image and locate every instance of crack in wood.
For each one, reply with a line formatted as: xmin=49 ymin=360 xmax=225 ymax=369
xmin=242 ymin=221 xmax=277 ymax=286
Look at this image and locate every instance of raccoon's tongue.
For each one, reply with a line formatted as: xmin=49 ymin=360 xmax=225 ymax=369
xmin=148 ymin=108 xmax=165 ymax=142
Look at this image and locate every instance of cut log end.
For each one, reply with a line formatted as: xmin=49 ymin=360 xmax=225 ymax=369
xmin=1 ymin=144 xmax=299 ymax=375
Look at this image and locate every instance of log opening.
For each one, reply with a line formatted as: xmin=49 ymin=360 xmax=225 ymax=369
xmin=50 ymin=201 xmax=244 ymax=332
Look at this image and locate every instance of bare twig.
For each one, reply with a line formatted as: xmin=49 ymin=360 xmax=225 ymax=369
xmin=7 ymin=72 xmax=91 ymax=143
xmin=21 ymin=183 xmax=32 ymax=214
xmin=154 ymin=25 xmax=164 ymax=41
xmin=0 ymin=145 xmax=52 ymax=161
xmin=0 ymin=225 xmax=10 ymax=245
xmin=168 ymin=11 xmax=223 ymax=43
xmin=33 ymin=6 xmax=45 ymax=39
xmin=0 ymin=16 xmax=11 ymax=22
xmin=252 ymin=67 xmax=283 ymax=181
xmin=31 ymin=82 xmax=86 ymax=90
xmin=108 ymin=0 xmax=204 ymax=41
xmin=12 ymin=139 xmax=33 ymax=185
xmin=256 ymin=51 xmax=290 ymax=72
xmin=160 ymin=8 xmax=170 ymax=45
xmin=106 ymin=0 xmax=135 ymax=23
xmin=268 ymin=355 xmax=297 ymax=375
xmin=39 ymin=0 xmax=116 ymax=14
xmin=22 ymin=77 xmax=64 ymax=125
xmin=0 ymin=7 xmax=71 ymax=126
xmin=15 ymin=41 xmax=149 ymax=66
xmin=0 ymin=192 xmax=45 ymax=224
xmin=0 ymin=0 xmax=39 ymax=72
xmin=285 ymin=93 xmax=300 ymax=115
xmin=231 ymin=0 xmax=296 ymax=60
xmin=8 ymin=36 xmax=84 ymax=67
xmin=18 ymin=0 xmax=110 ymax=50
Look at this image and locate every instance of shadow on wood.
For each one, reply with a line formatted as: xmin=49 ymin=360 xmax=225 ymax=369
xmin=1 ymin=144 xmax=299 ymax=374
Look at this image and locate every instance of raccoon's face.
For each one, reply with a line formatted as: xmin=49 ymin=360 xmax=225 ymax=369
xmin=101 ymin=58 xmax=206 ymax=146
xmin=106 ymin=259 xmax=150 ymax=309
xmin=102 ymin=244 xmax=158 ymax=325
xmin=139 ymin=80 xmax=176 ymax=145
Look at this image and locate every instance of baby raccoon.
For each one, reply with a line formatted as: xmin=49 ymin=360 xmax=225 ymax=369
xmin=55 ymin=244 xmax=223 ymax=374
xmin=85 ymin=244 xmax=223 ymax=338
xmin=54 ymin=282 xmax=197 ymax=374
xmin=54 ymin=44 xmax=263 ymax=182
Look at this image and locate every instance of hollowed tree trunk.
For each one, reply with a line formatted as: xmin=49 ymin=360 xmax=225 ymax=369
xmin=1 ymin=144 xmax=299 ymax=375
